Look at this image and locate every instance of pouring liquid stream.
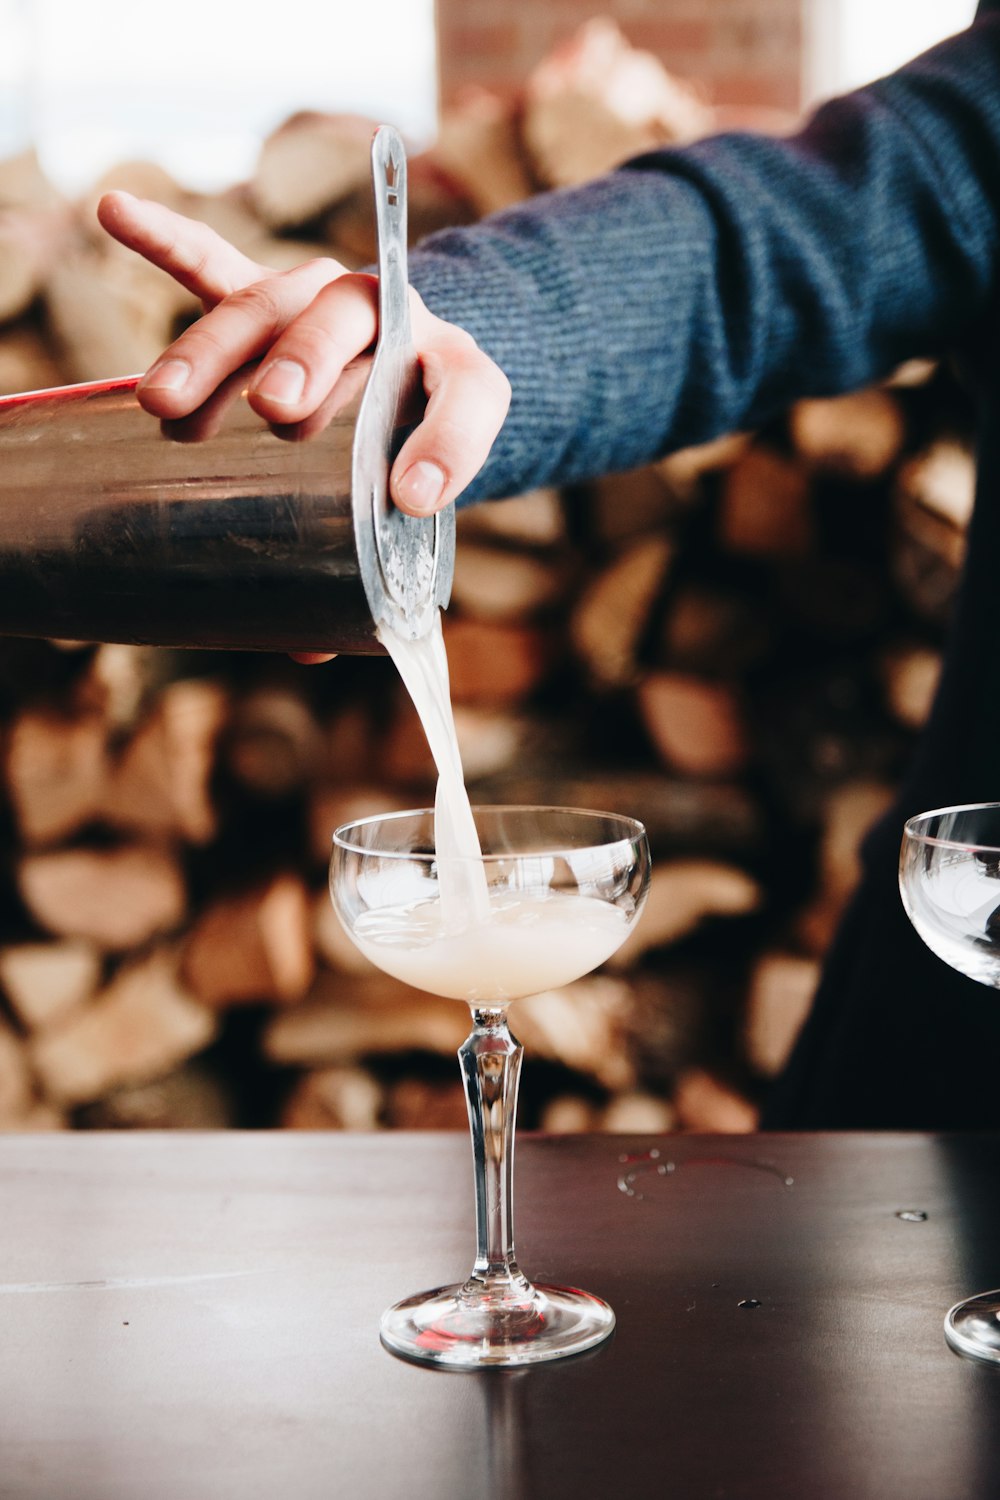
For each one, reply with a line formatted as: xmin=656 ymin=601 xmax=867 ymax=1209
xmin=376 ymin=611 xmax=491 ymax=926
xmin=371 ymin=612 xmax=630 ymax=1000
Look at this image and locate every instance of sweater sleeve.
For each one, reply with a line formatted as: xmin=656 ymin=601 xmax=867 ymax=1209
xmin=405 ymin=15 xmax=1000 ymax=503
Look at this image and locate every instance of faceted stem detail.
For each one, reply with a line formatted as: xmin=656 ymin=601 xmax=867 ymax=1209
xmin=459 ymin=1008 xmax=532 ymax=1302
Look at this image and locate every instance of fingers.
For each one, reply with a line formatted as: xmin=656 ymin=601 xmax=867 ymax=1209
xmin=98 ymin=194 xmax=510 ymax=515
xmin=97 ymin=191 xmax=266 ymax=306
xmin=245 ymin=274 xmax=379 ymax=423
xmin=391 ymin=320 xmax=511 ymax=516
xmin=137 ymin=258 xmax=351 ymax=418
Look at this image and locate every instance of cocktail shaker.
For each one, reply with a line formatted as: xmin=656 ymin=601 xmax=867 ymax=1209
xmin=0 ymin=127 xmax=454 ymax=655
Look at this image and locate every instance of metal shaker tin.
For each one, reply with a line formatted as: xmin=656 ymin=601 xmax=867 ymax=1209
xmin=0 ymin=126 xmax=452 ymax=655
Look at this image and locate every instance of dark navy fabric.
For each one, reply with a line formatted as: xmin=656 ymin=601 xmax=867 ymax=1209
xmin=409 ymin=12 xmax=1000 ymax=507
xmin=406 ymin=8 xmax=1000 ymax=1127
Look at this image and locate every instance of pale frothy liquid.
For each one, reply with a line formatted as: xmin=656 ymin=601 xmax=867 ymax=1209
xmin=374 ymin=613 xmax=631 ymax=996
xmin=352 ymin=888 xmax=628 ymax=1003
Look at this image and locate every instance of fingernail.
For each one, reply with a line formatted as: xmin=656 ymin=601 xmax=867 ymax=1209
xmin=396 ymin=460 xmax=446 ymax=513
xmin=140 ymin=358 xmax=190 ymax=393
xmin=253 ymin=359 xmax=306 ymax=405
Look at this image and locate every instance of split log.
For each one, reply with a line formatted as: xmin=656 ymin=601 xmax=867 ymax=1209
xmin=891 ymin=512 xmax=964 ymax=626
xmin=223 ymin=687 xmax=323 ymax=798
xmin=0 ymin=207 xmax=73 ymax=324
xmin=450 ymin=542 xmax=567 ymax=623
xmin=283 ymin=1065 xmax=384 ymax=1130
xmin=0 ymin=148 xmax=64 ymax=211
xmin=314 ymin=154 xmax=474 ymax=262
xmin=103 ymin=679 xmax=227 ymax=844
xmin=429 ymin=91 xmax=536 ymax=215
xmin=75 ymin=1063 xmax=235 ymax=1130
xmin=263 ymin=973 xmax=469 ymax=1067
xmin=0 ymin=323 xmax=65 ymax=394
xmin=309 ymin=784 xmax=408 ymax=867
xmin=475 ymin=770 xmax=762 ymax=855
xmin=0 ymin=940 xmax=102 ymax=1032
xmin=897 ymin=439 xmax=976 ymax=533
xmin=885 ymin=358 xmax=937 ymax=388
xmin=76 ymin=643 xmax=166 ymax=732
xmin=571 ymin=535 xmax=673 ymax=687
xmin=323 ymin=704 xmax=378 ymax=784
xmin=513 ymin=975 xmax=637 ymax=1091
xmin=624 ymin=971 xmax=709 ymax=1087
xmin=6 ymin=708 xmax=109 ymax=845
xmin=183 ymin=874 xmax=314 ymax=1008
xmin=797 ymin=778 xmax=895 ymax=953
xmin=384 ymin=1077 xmax=468 ymax=1131
xmin=656 ymin=432 xmax=750 ymax=501
xmin=605 ymin=860 xmax=761 ymax=968
xmin=659 ymin=584 xmax=773 ymax=675
xmin=456 ymin=489 xmax=566 ymax=547
xmin=381 ymin=701 xmax=533 ymax=790
xmin=251 ymin=111 xmax=376 ymax=229
xmin=743 ymin=952 xmax=819 ymax=1077
xmin=880 ymin=643 xmax=942 ymax=730
xmin=522 ymin=17 xmax=713 ymax=189
xmin=718 ymin=444 xmax=814 ymax=557
xmin=673 ymin=1068 xmax=759 ymax=1133
xmin=18 ymin=844 xmax=187 ymax=951
xmin=597 ymin=1090 xmax=676 ymax=1133
xmin=313 ymin=891 xmax=378 ymax=975
xmin=538 ymin=1095 xmax=600 ymax=1133
xmin=442 ymin=617 xmax=554 ymax=705
xmin=818 ymin=777 xmax=895 ymax=906
xmin=30 ymin=948 xmax=217 ymax=1107
xmin=789 ymin=389 xmax=906 ymax=479
xmin=84 ymin=158 xmax=188 ymax=217
xmin=587 ymin=465 xmax=677 ymax=546
xmin=0 ymin=1019 xmax=33 ymax=1125
xmin=453 ymin=706 xmax=527 ymax=782
xmin=45 ymin=249 xmax=179 ymax=381
xmin=379 ymin=700 xmax=434 ymax=786
xmin=637 ymin=672 xmax=749 ymax=778
xmin=2 ymin=1102 xmax=66 ymax=1132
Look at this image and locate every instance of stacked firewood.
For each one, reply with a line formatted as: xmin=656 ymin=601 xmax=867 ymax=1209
xmin=0 ymin=21 xmax=975 ymax=1133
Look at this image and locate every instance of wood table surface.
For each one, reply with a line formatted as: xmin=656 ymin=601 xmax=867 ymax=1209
xmin=1 ymin=1130 xmax=999 ymax=1500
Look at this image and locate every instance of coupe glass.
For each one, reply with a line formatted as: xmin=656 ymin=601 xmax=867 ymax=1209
xmin=900 ymin=802 xmax=1000 ymax=1363
xmin=331 ymin=804 xmax=651 ymax=1369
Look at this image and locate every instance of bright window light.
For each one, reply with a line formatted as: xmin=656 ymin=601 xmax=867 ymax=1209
xmin=806 ymin=0 xmax=978 ymax=106
xmin=1 ymin=0 xmax=438 ymax=195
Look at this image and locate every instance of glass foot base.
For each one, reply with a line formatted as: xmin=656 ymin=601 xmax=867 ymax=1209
xmin=945 ymin=1290 xmax=1000 ymax=1364
xmin=380 ymin=1281 xmax=615 ymax=1369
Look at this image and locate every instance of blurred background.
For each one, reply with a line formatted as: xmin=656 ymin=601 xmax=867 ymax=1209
xmin=0 ymin=0 xmax=979 ymax=1135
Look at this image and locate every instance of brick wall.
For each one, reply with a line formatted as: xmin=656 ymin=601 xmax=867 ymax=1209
xmin=435 ymin=0 xmax=806 ymax=116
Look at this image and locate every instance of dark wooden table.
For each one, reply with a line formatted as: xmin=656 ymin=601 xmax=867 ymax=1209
xmin=1 ymin=1131 xmax=998 ymax=1500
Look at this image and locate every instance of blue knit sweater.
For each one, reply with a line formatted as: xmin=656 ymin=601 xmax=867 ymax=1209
xmin=408 ymin=5 xmax=1000 ymax=507
xmin=410 ymin=1 xmax=1000 ymax=1127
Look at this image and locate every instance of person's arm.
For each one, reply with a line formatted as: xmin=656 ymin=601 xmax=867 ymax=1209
xmin=95 ymin=192 xmax=510 ymax=520
xmin=100 ymin=13 xmax=1000 ymax=512
xmin=406 ymin=12 xmax=1000 ymax=503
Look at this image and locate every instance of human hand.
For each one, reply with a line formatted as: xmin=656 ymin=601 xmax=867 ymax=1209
xmin=97 ymin=192 xmax=510 ymax=515
xmin=96 ymin=190 xmax=511 ymax=661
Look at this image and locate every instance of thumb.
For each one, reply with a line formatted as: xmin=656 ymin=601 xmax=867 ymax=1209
xmin=390 ymin=331 xmax=510 ymax=516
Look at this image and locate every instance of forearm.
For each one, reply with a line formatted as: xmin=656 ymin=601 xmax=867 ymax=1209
xmin=408 ymin=15 xmax=1000 ymax=502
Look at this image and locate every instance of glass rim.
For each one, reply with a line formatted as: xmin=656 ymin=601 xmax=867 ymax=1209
xmin=903 ymin=801 xmax=1000 ymax=853
xmin=331 ymin=803 xmax=649 ymax=863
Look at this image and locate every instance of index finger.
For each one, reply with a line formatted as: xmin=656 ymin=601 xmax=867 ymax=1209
xmin=97 ymin=191 xmax=268 ymax=306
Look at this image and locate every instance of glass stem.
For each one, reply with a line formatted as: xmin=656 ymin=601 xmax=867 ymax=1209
xmin=459 ymin=1007 xmax=531 ymax=1302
